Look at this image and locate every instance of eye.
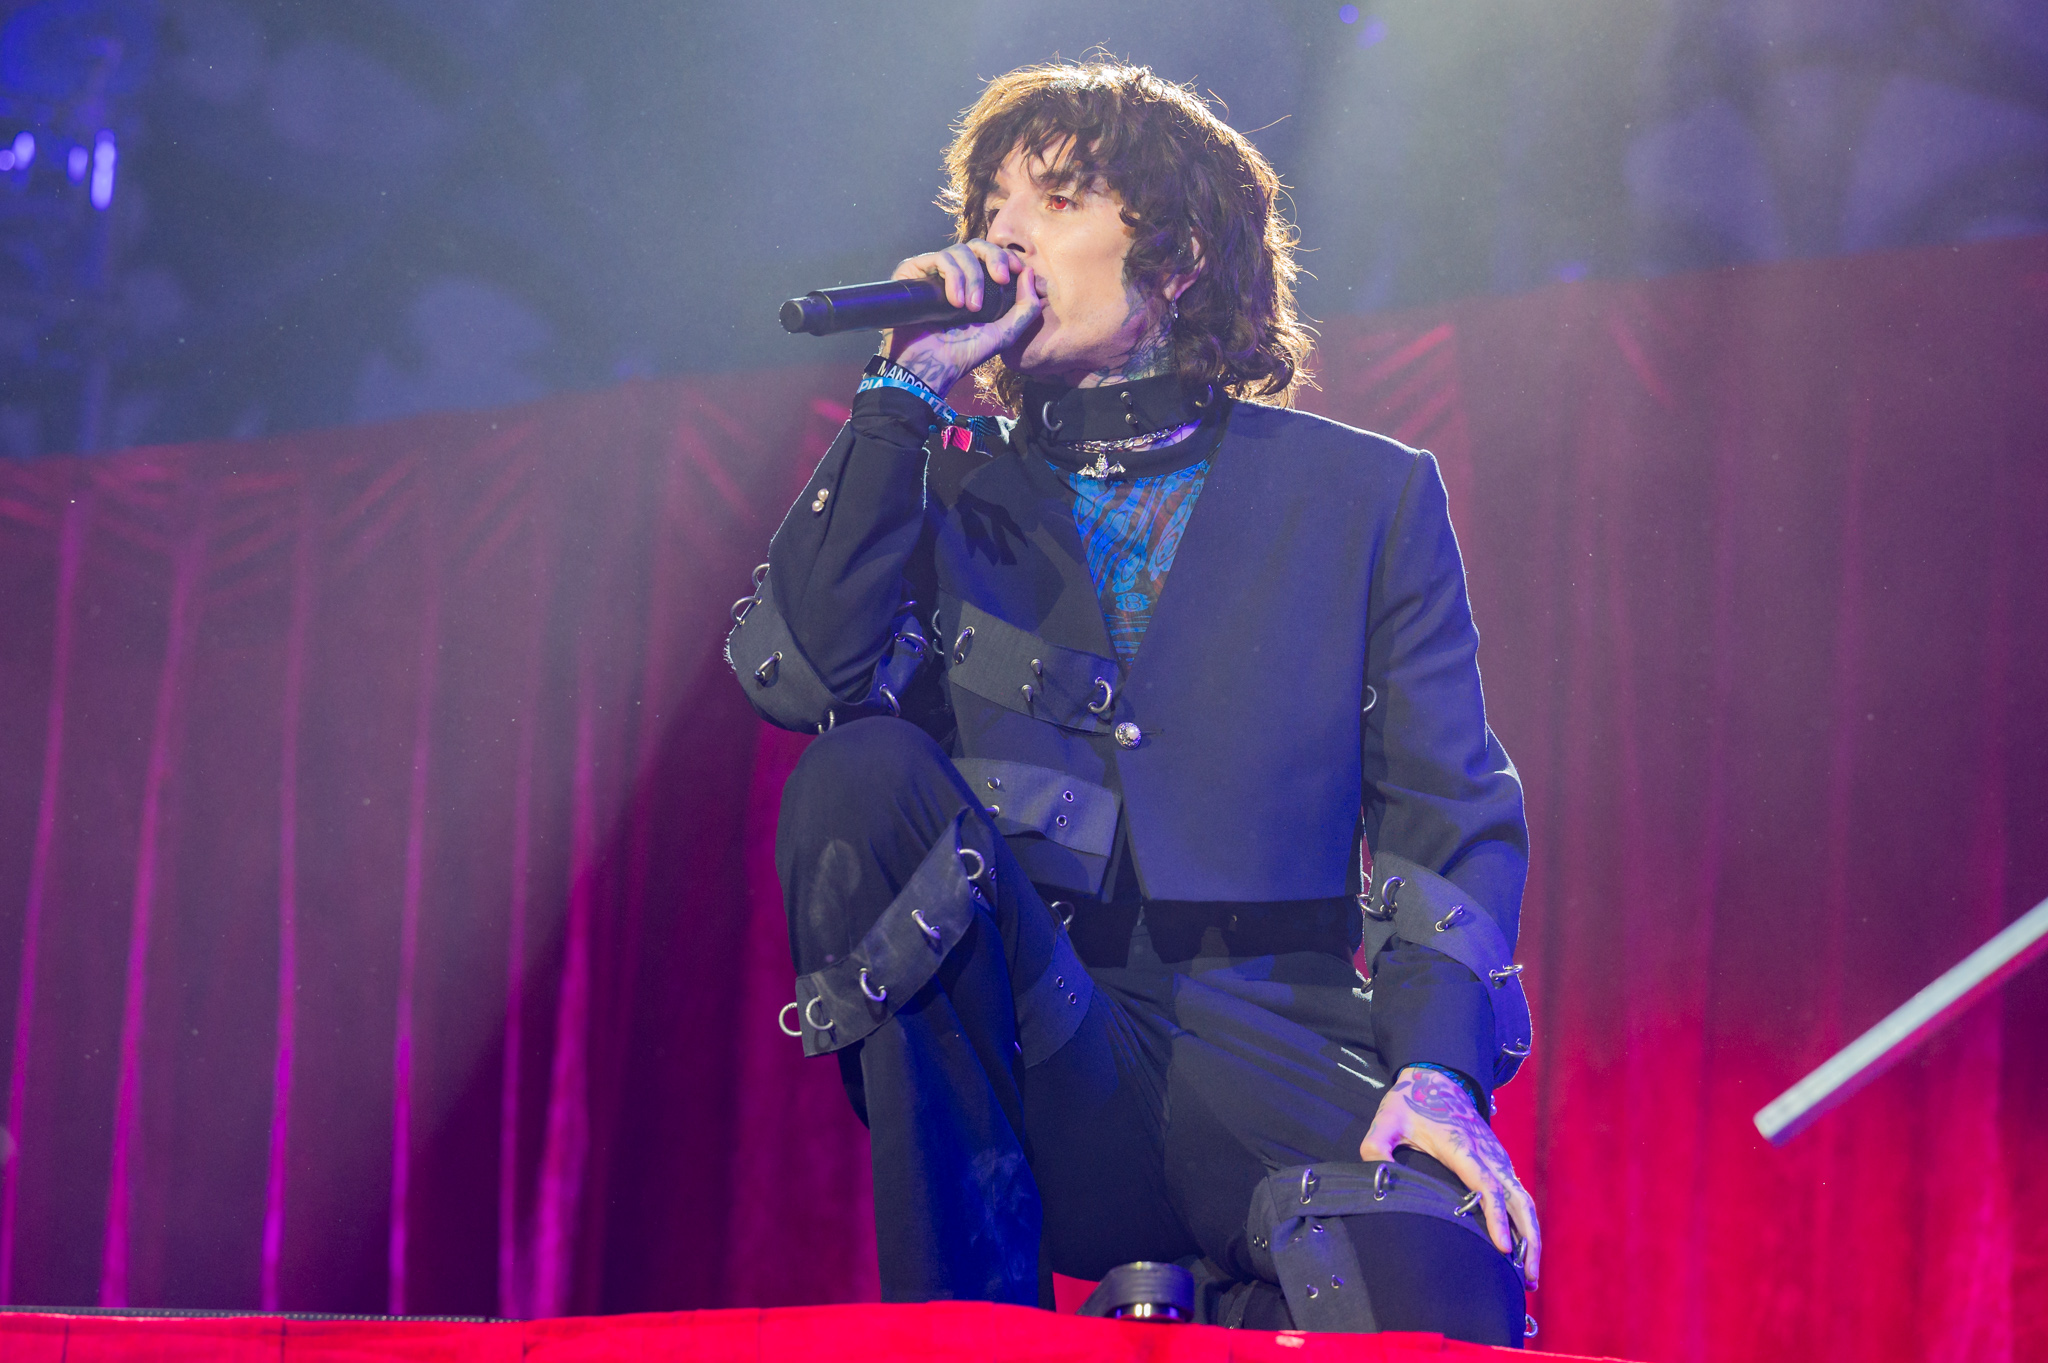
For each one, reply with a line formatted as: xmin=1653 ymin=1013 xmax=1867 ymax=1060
xmin=1046 ymin=193 xmax=1075 ymax=211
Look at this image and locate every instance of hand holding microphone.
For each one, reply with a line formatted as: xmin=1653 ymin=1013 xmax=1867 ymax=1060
xmin=783 ymin=241 xmax=1043 ymax=399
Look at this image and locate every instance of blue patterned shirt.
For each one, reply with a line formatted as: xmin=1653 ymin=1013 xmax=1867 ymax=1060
xmin=1053 ymin=461 xmax=1211 ymax=665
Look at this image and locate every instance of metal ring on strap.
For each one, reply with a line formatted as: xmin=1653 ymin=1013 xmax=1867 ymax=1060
xmin=1041 ymin=400 xmax=1063 ymax=434
xmin=1373 ymin=1164 xmax=1395 ymax=1201
xmin=1490 ymin=963 xmax=1524 ymax=985
xmin=956 ymin=845 xmax=986 ymax=882
xmin=1050 ymin=900 xmax=1075 ymax=929
xmin=1362 ymin=684 xmax=1378 ymax=713
xmin=804 ymin=996 xmax=832 ymax=1031
xmin=753 ymin=652 xmax=781 ymax=686
xmin=1525 ymin=1314 xmax=1539 ymax=1339
xmin=877 ymin=684 xmax=900 ymax=716
xmin=1364 ymin=873 xmax=1402 ymax=921
xmin=816 ymin=708 xmax=835 ymax=736
xmin=1502 ymin=1037 xmax=1532 ymax=1058
xmin=1434 ymin=905 xmax=1469 ymax=932
xmin=1086 ymin=677 xmax=1115 ymax=715
xmin=1300 ymin=1167 xmax=1319 ymax=1204
xmin=730 ymin=594 xmax=757 ymax=624
xmin=952 ymin=626 xmax=975 ymax=664
xmin=1455 ymin=1189 xmax=1482 ymax=1218
xmin=859 ymin=969 xmax=886 ymax=1004
xmin=911 ymin=908 xmax=942 ymax=948
xmin=778 ymin=1001 xmax=802 ymax=1037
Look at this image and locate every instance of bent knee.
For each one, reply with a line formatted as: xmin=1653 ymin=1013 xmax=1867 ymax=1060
xmin=785 ymin=718 xmax=947 ymax=805
xmin=779 ymin=717 xmax=964 ymax=856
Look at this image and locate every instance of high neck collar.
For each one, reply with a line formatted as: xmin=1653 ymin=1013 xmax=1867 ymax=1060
xmin=1020 ymin=373 xmax=1219 ymax=447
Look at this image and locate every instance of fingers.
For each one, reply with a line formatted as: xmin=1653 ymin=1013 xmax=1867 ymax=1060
xmin=895 ymin=241 xmax=1023 ymax=312
xmin=963 ymin=238 xmax=1020 ymax=287
xmin=932 ymin=249 xmax=971 ymax=309
xmin=1504 ymin=1179 xmax=1541 ymax=1289
xmin=1421 ymin=1140 xmax=1514 ymax=1257
xmin=1357 ymin=1101 xmax=1408 ymax=1165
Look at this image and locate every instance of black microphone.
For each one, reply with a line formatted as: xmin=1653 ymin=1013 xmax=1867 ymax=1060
xmin=780 ymin=275 xmax=1018 ymax=335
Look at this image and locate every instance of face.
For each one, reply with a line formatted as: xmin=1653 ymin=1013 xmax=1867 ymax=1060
xmin=981 ymin=144 xmax=1172 ymax=385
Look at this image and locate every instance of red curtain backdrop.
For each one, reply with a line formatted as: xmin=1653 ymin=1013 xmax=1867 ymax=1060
xmin=0 ymin=235 xmax=2043 ymax=1363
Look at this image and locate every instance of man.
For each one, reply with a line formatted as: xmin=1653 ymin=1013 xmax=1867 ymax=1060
xmin=727 ymin=61 xmax=1538 ymax=1343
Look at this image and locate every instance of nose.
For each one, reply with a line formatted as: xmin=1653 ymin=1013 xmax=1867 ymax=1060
xmin=986 ymin=199 xmax=1029 ymax=258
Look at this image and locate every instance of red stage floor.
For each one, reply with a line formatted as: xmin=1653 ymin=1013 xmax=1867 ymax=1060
xmin=0 ymin=1303 xmax=1629 ymax=1361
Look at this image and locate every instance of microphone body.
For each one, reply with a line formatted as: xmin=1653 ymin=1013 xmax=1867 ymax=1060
xmin=781 ymin=275 xmax=1018 ymax=335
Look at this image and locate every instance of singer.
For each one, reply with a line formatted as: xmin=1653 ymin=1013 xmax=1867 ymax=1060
xmin=728 ymin=60 xmax=1538 ymax=1342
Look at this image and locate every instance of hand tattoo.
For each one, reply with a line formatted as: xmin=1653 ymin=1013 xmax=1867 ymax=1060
xmin=1364 ymin=1066 xmax=1542 ymax=1288
xmin=1403 ymin=1070 xmax=1472 ymax=1122
xmin=1397 ymin=1070 xmax=1509 ymax=1179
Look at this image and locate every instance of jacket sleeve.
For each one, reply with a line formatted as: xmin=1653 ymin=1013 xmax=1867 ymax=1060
xmin=725 ymin=387 xmax=940 ymax=731
xmin=1361 ymin=451 xmax=1531 ymax=1102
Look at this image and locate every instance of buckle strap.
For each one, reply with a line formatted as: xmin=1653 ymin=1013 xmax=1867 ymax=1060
xmin=1246 ymin=1161 xmax=1501 ymax=1333
xmin=1360 ymin=852 xmax=1534 ymax=1089
xmin=952 ymin=757 xmax=1119 ymax=859
xmin=793 ymin=809 xmax=993 ymax=1056
xmin=1013 ymin=915 xmax=1093 ymax=1066
xmin=937 ymin=595 xmax=1120 ymax=734
xmin=725 ymin=573 xmax=840 ymax=731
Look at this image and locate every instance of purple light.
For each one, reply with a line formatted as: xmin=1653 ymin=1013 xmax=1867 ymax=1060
xmin=1338 ymin=4 xmax=1359 ymax=21
xmin=1359 ymin=17 xmax=1387 ymax=46
xmin=11 ymin=132 xmax=31 ymax=168
xmin=67 ymin=145 xmax=87 ymax=182
xmin=0 ymin=151 xmax=11 ymax=172
xmin=91 ymin=132 xmax=115 ymax=209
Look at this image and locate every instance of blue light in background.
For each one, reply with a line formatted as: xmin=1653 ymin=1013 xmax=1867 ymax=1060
xmin=1359 ymin=17 xmax=1387 ymax=46
xmin=67 ymin=143 xmax=87 ymax=181
xmin=91 ymin=130 xmax=116 ymax=208
xmin=1338 ymin=4 xmax=1359 ymax=21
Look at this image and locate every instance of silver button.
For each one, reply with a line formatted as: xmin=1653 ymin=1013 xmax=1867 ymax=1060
xmin=1114 ymin=721 xmax=1142 ymax=748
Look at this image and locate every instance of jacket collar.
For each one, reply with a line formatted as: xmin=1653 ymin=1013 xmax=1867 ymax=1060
xmin=1020 ymin=374 xmax=1220 ymax=448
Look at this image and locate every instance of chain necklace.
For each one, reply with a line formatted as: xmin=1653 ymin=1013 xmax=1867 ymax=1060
xmin=1057 ymin=420 xmax=1203 ymax=479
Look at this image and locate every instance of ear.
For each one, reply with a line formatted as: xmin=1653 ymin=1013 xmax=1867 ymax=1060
xmin=1164 ymin=233 xmax=1205 ymax=302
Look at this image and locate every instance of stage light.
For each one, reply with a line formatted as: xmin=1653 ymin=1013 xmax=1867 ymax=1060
xmin=68 ymin=144 xmax=87 ymax=181
xmin=1359 ymin=18 xmax=1387 ymax=47
xmin=91 ymin=132 xmax=116 ymax=209
xmin=1339 ymin=4 xmax=1359 ymax=21
xmin=12 ymin=132 xmax=30 ymax=168
xmin=0 ymin=150 xmax=11 ymax=172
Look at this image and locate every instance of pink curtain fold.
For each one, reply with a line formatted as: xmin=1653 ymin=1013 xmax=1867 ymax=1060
xmin=0 ymin=239 xmax=2044 ymax=1363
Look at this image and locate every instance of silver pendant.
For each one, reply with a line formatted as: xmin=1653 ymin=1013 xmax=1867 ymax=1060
xmin=1075 ymin=451 xmax=1127 ymax=480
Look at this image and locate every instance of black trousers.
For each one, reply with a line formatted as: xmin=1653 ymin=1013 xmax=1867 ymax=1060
xmin=777 ymin=719 xmax=1524 ymax=1345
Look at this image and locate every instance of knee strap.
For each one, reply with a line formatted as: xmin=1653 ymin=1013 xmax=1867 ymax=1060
xmin=793 ymin=809 xmax=993 ymax=1057
xmin=1011 ymin=910 xmax=1093 ymax=1067
xmin=1245 ymin=1161 xmax=1501 ymax=1334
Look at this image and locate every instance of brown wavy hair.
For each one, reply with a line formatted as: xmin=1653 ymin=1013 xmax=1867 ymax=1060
xmin=941 ymin=60 xmax=1313 ymax=409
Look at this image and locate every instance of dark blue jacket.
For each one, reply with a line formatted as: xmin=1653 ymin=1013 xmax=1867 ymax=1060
xmin=728 ymin=388 xmax=1532 ymax=1096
